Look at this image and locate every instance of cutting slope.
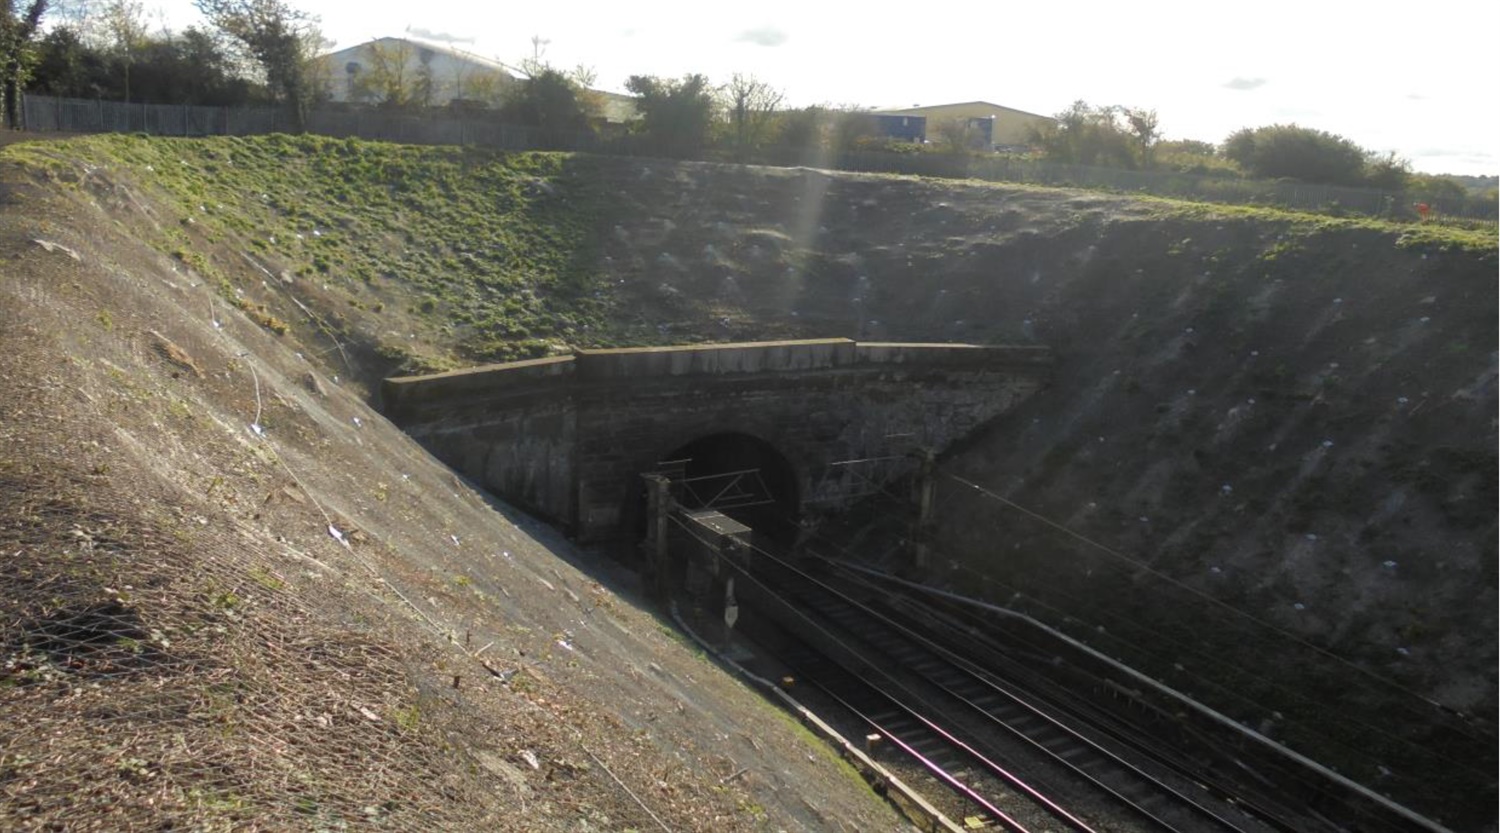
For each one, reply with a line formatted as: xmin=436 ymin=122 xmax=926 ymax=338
xmin=2 ymin=135 xmax=1493 ymax=829
xmin=579 ymin=159 xmax=1498 ymax=826
xmin=0 ymin=141 xmax=900 ymax=830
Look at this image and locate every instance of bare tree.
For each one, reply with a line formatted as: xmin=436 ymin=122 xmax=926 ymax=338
xmin=413 ymin=44 xmax=434 ymax=107
xmin=351 ymin=37 xmax=414 ymax=106
xmin=1123 ymin=107 xmax=1160 ymax=169
xmin=450 ymin=60 xmax=508 ymax=107
xmin=518 ymin=34 xmax=548 ymax=77
xmin=725 ymin=72 xmax=781 ymax=156
xmin=47 ymin=0 xmax=99 ymax=42
xmin=1 ymin=0 xmax=48 ymax=128
xmin=194 ymin=0 xmax=317 ymax=131
xmin=101 ymin=0 xmax=146 ymax=100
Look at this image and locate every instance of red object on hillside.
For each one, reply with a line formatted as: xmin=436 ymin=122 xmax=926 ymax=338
xmin=1415 ymin=202 xmax=1431 ymax=220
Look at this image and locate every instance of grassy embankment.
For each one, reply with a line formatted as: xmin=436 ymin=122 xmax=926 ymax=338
xmin=5 ymin=134 xmax=624 ymax=380
xmin=6 ymin=134 xmax=1490 ymax=387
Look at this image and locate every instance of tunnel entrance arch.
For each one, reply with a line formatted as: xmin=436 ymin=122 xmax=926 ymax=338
xmin=657 ymin=432 xmax=801 ymax=547
xmin=383 ymin=339 xmax=1052 ymax=543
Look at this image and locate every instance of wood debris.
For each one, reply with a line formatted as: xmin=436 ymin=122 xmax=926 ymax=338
xmin=147 ymin=329 xmax=204 ymax=377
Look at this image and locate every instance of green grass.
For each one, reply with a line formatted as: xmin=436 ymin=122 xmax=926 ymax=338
xmin=3 ymin=134 xmax=617 ymax=368
xmin=1141 ymin=195 xmax=1497 ymax=253
xmin=3 ymin=133 xmax=1490 ymax=378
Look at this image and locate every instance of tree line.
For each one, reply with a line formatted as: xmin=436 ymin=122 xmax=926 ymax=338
xmin=7 ymin=0 xmax=325 ymax=127
xmin=4 ymin=0 xmax=1491 ymax=215
xmin=1027 ymin=101 xmax=1494 ymax=215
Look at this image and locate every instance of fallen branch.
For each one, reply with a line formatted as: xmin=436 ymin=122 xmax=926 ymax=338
xmin=719 ymin=766 xmax=749 ymax=785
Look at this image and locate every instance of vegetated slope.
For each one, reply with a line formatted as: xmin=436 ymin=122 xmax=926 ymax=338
xmin=0 ymin=142 xmax=902 ymax=830
xmin=2 ymin=135 xmax=628 ymax=383
xmin=588 ymin=163 xmax=1498 ymax=827
xmin=5 ymin=136 xmax=1492 ymax=827
xmin=577 ymin=160 xmax=1498 ymax=826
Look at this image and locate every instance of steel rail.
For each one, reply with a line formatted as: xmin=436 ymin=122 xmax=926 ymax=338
xmin=752 ymin=549 xmax=1256 ymax=832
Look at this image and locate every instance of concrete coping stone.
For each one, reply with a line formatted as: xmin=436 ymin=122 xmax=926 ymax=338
xmin=386 ymin=354 xmax=577 ymax=386
xmin=855 ymin=342 xmax=1053 ymax=366
xmin=574 ymin=339 xmax=857 ymax=378
xmin=575 ymin=338 xmax=855 ymax=356
xmin=383 ymin=355 xmax=577 ymax=410
xmin=384 ymin=339 xmax=1053 ymax=398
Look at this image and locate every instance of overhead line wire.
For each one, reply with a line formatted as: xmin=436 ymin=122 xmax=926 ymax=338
xmin=662 ymin=513 xmax=1078 ymax=830
xmin=771 ymin=461 xmax=1495 ymax=777
xmin=942 ymin=473 xmax=1481 ymax=722
xmin=721 ymin=472 xmax=1491 ymax=776
xmin=751 ymin=466 xmax=1489 ymax=771
xmin=844 ymin=549 xmax=1488 ymax=781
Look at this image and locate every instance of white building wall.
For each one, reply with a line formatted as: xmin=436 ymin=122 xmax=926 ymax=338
xmin=322 ymin=38 xmax=515 ymax=105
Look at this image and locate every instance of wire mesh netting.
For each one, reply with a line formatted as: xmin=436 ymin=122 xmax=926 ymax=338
xmin=0 ymin=464 xmax=501 ymax=830
xmin=0 ymin=171 xmax=900 ymax=831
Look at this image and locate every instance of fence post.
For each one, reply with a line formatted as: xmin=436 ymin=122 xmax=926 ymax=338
xmin=183 ymin=104 xmax=189 ymax=136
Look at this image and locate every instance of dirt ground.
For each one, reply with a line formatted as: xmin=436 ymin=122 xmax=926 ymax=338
xmin=0 ymin=154 xmax=906 ymax=830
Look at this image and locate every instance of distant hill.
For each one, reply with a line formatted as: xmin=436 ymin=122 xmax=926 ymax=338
xmin=1443 ymin=173 xmax=1498 ymax=194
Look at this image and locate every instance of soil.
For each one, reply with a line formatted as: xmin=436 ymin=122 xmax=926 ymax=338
xmin=0 ymin=137 xmax=1493 ymax=830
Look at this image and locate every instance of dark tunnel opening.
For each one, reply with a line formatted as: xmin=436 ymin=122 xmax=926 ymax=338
xmin=659 ymin=432 xmax=801 ymax=547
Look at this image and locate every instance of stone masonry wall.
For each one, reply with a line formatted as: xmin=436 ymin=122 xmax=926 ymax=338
xmin=382 ymin=341 xmax=1051 ymax=541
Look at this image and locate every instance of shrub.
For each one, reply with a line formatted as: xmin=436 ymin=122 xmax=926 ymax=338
xmin=1222 ymin=124 xmax=1369 ymax=187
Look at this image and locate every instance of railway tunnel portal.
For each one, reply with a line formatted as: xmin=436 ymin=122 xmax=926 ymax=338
xmin=382 ymin=339 xmax=1051 ymax=544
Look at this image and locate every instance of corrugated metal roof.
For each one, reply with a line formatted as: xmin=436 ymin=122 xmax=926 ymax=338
xmin=323 ymin=36 xmax=640 ymax=121
xmin=873 ymin=100 xmax=1055 ymax=121
xmin=322 ymin=37 xmax=522 ymax=77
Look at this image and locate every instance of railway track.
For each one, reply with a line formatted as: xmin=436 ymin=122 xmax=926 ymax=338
xmin=665 ymin=505 xmax=1456 ymax=831
xmin=773 ymin=637 xmax=1086 ymax=833
xmin=831 ymin=561 xmax=1459 ymax=833
xmin=738 ymin=548 xmax=1284 ymax=832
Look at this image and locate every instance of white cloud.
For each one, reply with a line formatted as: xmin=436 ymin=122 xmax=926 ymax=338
xmin=734 ymin=26 xmax=789 ymax=47
xmin=1223 ymin=77 xmax=1267 ymax=91
xmin=406 ymin=27 xmax=475 ymax=44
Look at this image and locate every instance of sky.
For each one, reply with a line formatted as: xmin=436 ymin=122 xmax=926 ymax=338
xmin=133 ymin=0 xmax=1500 ymax=176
